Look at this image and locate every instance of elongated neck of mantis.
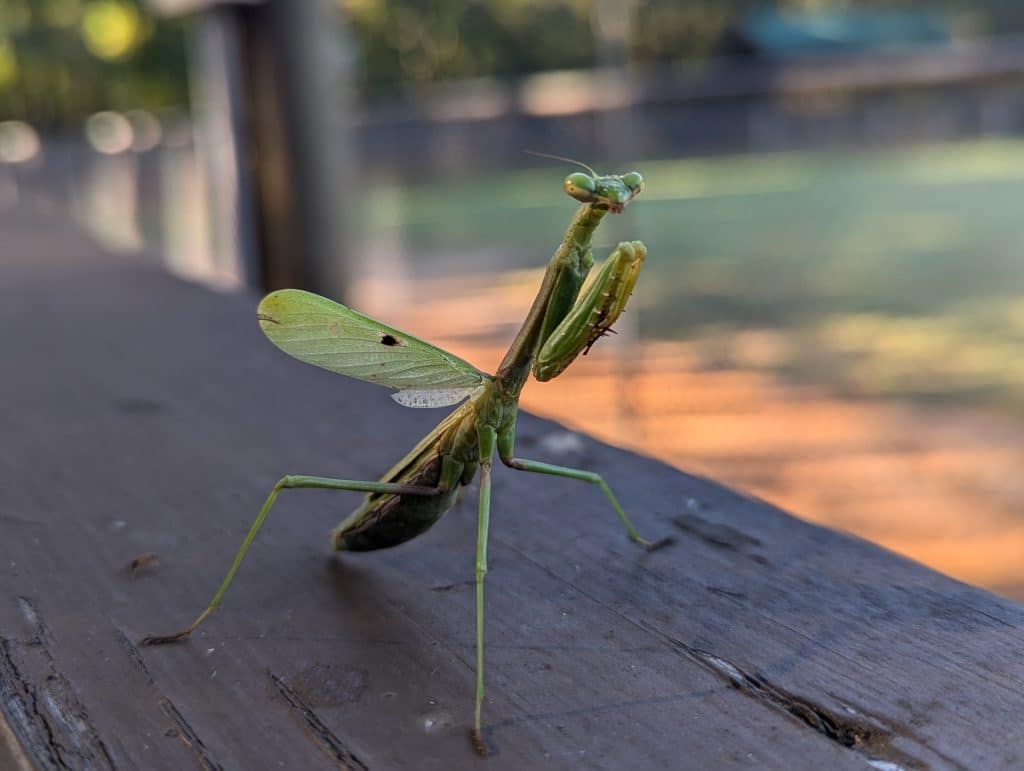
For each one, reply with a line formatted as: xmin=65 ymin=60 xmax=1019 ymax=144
xmin=495 ymin=203 xmax=608 ymax=395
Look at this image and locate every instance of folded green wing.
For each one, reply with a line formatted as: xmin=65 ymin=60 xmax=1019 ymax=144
xmin=257 ymin=290 xmax=487 ymax=403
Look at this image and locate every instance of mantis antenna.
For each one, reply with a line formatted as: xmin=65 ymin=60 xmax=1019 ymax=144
xmin=523 ymin=150 xmax=598 ymax=177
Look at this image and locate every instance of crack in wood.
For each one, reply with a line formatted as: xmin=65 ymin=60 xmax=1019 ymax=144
xmin=113 ymin=629 xmax=155 ymax=687
xmin=672 ymin=515 xmax=769 ymax=564
xmin=1 ymin=637 xmax=63 ymax=770
xmin=429 ymin=580 xmax=474 ymax=592
xmin=654 ymin=630 xmax=927 ymax=770
xmin=499 ymin=540 xmax=953 ymax=770
xmin=1 ymin=598 xmax=117 ymax=771
xmin=269 ymin=671 xmax=370 ymax=771
xmin=17 ymin=597 xmax=51 ymax=647
xmin=114 ymin=627 xmax=225 ymax=771
xmin=157 ymin=700 xmax=225 ymax=771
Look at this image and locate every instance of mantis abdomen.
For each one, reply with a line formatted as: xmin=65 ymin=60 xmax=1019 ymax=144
xmin=332 ymin=462 xmax=462 ymax=551
xmin=331 ymin=400 xmax=479 ymax=551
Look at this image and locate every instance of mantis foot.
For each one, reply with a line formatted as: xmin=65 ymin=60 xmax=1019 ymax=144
xmin=139 ymin=630 xmax=192 ymax=646
xmin=635 ymin=535 xmax=676 ymax=552
xmin=470 ymin=727 xmax=491 ymax=757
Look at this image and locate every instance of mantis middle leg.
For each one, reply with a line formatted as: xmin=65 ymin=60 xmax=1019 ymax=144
xmin=496 ymin=427 xmax=655 ymax=548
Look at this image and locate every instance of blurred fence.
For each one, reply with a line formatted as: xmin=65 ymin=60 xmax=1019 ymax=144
xmin=363 ymin=38 xmax=1024 ymax=178
xmin=4 ymin=38 xmax=1024 ymax=285
xmin=0 ymin=114 xmax=219 ymax=281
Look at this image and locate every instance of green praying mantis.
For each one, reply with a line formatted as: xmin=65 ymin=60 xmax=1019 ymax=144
xmin=142 ymin=163 xmax=664 ymax=754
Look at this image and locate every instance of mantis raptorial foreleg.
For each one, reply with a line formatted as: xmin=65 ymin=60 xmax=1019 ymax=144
xmin=504 ymin=239 xmax=655 ymax=547
xmin=534 ymin=241 xmax=646 ymax=382
xmin=141 ymin=474 xmax=443 ymax=645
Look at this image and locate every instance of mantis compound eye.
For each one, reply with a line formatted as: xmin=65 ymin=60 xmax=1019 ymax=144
xmin=621 ymin=171 xmax=644 ymax=193
xmin=564 ymin=172 xmax=597 ymax=202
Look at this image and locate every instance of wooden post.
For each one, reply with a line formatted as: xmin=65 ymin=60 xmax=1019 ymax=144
xmin=148 ymin=0 xmax=356 ymax=298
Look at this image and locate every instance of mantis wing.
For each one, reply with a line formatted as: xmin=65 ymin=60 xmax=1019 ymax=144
xmin=258 ymin=289 xmax=487 ymax=407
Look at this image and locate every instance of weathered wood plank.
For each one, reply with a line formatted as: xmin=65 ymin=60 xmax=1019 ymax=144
xmin=1 ymin=208 xmax=1022 ymax=770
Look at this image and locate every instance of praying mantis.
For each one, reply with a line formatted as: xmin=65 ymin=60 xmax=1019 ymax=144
xmin=142 ymin=164 xmax=662 ymax=754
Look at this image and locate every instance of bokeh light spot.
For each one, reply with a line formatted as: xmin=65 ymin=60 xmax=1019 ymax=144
xmin=85 ymin=111 xmax=133 ymax=154
xmin=0 ymin=121 xmax=40 ymax=163
xmin=0 ymin=41 xmax=17 ymax=87
xmin=80 ymin=1 xmax=140 ymax=60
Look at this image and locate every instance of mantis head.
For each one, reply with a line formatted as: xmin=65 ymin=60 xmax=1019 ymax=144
xmin=564 ymin=170 xmax=644 ymax=213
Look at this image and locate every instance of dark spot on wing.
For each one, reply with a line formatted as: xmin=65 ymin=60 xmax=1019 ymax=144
xmin=380 ymin=334 xmax=404 ymax=347
xmin=257 ymin=312 xmax=281 ymax=325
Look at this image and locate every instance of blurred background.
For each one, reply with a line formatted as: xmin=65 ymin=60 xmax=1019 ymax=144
xmin=4 ymin=0 xmax=1024 ymax=598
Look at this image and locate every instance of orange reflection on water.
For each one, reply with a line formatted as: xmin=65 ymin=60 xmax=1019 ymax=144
xmin=358 ymin=270 xmax=1024 ymax=601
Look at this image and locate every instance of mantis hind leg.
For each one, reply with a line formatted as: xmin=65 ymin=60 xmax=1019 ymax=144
xmin=140 ymin=474 xmax=441 ymax=646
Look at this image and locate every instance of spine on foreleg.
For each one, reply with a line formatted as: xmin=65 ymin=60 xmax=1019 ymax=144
xmin=533 ymin=240 xmax=646 ymax=381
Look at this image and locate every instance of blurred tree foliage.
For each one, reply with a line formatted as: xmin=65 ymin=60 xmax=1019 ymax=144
xmin=339 ymin=0 xmax=754 ymax=91
xmin=3 ymin=0 xmax=1024 ymax=126
xmin=339 ymin=0 xmax=1024 ymax=93
xmin=0 ymin=0 xmax=186 ymax=129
